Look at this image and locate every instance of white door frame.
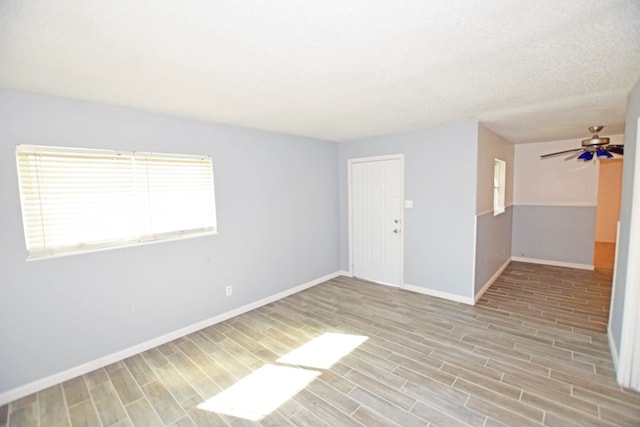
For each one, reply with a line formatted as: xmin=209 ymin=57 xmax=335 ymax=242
xmin=348 ymin=154 xmax=405 ymax=287
xmin=617 ymin=116 xmax=640 ymax=390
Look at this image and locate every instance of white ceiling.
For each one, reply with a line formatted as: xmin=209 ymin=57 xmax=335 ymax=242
xmin=1 ymin=0 xmax=639 ymax=143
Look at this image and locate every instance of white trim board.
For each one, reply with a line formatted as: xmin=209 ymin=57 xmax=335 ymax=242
xmin=607 ymin=222 xmax=620 ymax=352
xmin=402 ymin=283 xmax=474 ymax=305
xmin=475 ymin=258 xmax=511 ymax=303
xmin=608 ymin=325 xmax=620 ymax=372
xmin=471 ymin=215 xmax=477 ymax=303
xmin=476 ymin=204 xmax=513 ymax=217
xmin=343 ymin=272 xmax=474 ymax=304
xmin=476 ymin=209 xmax=494 ymax=217
xmin=511 ymin=202 xmax=597 ymax=207
xmin=0 ymin=270 xmax=343 ymax=406
xmin=510 ymin=256 xmax=594 ymax=271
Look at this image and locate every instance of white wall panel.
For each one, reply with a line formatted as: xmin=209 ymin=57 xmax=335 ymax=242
xmin=514 ymin=135 xmax=624 ymax=207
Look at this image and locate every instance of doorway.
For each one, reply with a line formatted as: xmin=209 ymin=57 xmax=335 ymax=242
xmin=348 ymin=155 xmax=404 ymax=287
xmin=594 ymin=158 xmax=623 ymax=271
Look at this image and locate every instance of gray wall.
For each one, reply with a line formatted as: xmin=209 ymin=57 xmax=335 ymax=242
xmin=475 ymin=208 xmax=513 ymax=294
xmin=610 ymin=78 xmax=640 ymax=356
xmin=511 ymin=205 xmax=596 ymax=265
xmin=338 ymin=122 xmax=478 ymax=299
xmin=0 ymin=91 xmax=340 ymax=394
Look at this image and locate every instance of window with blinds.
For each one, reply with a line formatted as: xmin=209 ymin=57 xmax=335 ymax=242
xmin=493 ymin=158 xmax=506 ymax=216
xmin=16 ymin=145 xmax=217 ymax=259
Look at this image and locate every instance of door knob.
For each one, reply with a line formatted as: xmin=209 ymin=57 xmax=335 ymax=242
xmin=393 ymin=229 xmax=400 ymax=234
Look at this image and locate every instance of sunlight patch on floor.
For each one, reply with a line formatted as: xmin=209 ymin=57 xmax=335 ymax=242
xmin=277 ymin=332 xmax=369 ymax=369
xmin=198 ymin=332 xmax=369 ymax=421
xmin=197 ymin=364 xmax=320 ymax=421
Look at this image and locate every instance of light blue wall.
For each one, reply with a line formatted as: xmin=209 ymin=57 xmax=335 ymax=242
xmin=610 ymin=78 xmax=640 ymax=356
xmin=338 ymin=122 xmax=478 ymax=299
xmin=475 ymin=208 xmax=513 ymax=294
xmin=511 ymin=205 xmax=596 ymax=265
xmin=0 ymin=91 xmax=340 ymax=394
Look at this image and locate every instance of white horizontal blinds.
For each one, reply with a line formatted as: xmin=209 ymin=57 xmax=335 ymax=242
xmin=16 ymin=148 xmax=138 ymax=256
xmin=136 ymin=153 xmax=216 ymax=239
xmin=493 ymin=159 xmax=506 ymax=215
xmin=493 ymin=160 xmax=500 ymax=212
xmin=16 ymin=145 xmax=216 ymax=259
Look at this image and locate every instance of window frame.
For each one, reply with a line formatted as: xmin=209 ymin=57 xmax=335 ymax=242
xmin=493 ymin=158 xmax=506 ymax=216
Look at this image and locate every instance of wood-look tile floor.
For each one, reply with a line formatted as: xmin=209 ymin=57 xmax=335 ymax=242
xmin=2 ymin=261 xmax=640 ymax=426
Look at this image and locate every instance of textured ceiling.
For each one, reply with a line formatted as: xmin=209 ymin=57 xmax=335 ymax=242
xmin=1 ymin=0 xmax=639 ymax=143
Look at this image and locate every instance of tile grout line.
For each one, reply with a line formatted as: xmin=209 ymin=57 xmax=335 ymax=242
xmin=82 ymin=374 xmax=106 ymax=427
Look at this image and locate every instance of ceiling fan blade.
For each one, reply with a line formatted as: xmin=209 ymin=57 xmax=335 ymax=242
xmin=564 ymin=151 xmax=582 ymax=161
xmin=540 ymin=148 xmax=582 ymax=159
xmin=607 ymin=145 xmax=624 ymax=155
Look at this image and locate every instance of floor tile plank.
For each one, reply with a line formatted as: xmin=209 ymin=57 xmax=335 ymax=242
xmin=62 ymin=376 xmax=91 ymax=407
xmin=68 ymin=399 xmax=101 ymax=427
xmin=38 ymin=385 xmax=68 ymax=426
xmin=124 ymin=355 xmax=157 ymax=387
xmin=108 ymin=366 xmax=144 ymax=406
xmin=125 ymin=398 xmax=164 ymax=427
xmin=141 ymin=380 xmax=185 ymax=425
xmin=347 ymin=387 xmax=425 ymax=426
xmin=8 ymin=401 xmax=38 ymax=427
xmin=89 ymin=381 xmax=129 ymax=426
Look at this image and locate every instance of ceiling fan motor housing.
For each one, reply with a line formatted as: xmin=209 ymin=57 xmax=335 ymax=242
xmin=582 ymin=125 xmax=609 ymax=150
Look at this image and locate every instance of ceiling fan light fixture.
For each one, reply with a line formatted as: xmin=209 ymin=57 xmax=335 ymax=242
xmin=597 ymin=149 xmax=613 ymax=159
xmin=578 ymin=151 xmax=594 ymax=161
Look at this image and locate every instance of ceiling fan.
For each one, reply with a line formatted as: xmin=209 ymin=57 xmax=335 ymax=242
xmin=540 ymin=126 xmax=624 ymax=161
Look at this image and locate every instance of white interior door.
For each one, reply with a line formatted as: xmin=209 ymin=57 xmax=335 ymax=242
xmin=350 ymin=156 xmax=403 ymax=286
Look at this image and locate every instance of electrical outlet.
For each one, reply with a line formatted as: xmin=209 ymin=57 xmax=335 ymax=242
xmin=225 ymin=286 xmax=233 ymax=296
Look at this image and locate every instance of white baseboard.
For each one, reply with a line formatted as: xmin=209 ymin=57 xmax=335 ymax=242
xmin=0 ymin=271 xmax=342 ymax=406
xmin=337 ymin=270 xmax=351 ymax=277
xmin=510 ymin=256 xmax=594 ymax=271
xmin=608 ymin=325 xmax=619 ymax=373
xmin=474 ymin=258 xmax=511 ymax=304
xmin=402 ymin=283 xmax=474 ymax=305
xmin=346 ymin=270 xmax=470 ymax=303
